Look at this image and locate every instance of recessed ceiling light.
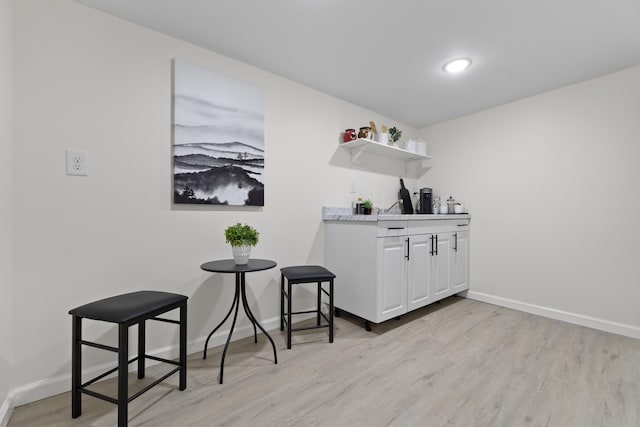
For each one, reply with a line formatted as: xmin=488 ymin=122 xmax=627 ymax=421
xmin=443 ymin=57 xmax=472 ymax=73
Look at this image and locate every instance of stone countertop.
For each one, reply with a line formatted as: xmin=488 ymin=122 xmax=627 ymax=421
xmin=322 ymin=207 xmax=471 ymax=222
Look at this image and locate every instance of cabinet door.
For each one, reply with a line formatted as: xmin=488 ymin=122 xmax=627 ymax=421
xmin=376 ymin=236 xmax=408 ymax=321
xmin=452 ymin=230 xmax=469 ymax=292
xmin=432 ymin=233 xmax=453 ymax=299
xmin=407 ymin=234 xmax=432 ymax=310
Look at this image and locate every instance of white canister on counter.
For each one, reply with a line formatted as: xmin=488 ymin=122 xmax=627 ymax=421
xmin=439 ymin=204 xmax=448 ymax=214
xmin=454 ymin=204 xmax=465 ymax=214
xmin=416 ymin=139 xmax=427 ymax=156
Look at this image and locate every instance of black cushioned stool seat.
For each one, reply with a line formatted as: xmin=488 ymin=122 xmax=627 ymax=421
xmin=69 ymin=291 xmax=188 ymax=427
xmin=280 ymin=266 xmax=335 ymax=349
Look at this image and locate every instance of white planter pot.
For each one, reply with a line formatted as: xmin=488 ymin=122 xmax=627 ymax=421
xmin=232 ymin=245 xmax=251 ymax=265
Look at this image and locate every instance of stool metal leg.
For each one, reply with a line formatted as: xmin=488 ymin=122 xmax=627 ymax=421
xmin=287 ymin=280 xmax=292 ymax=349
xmin=317 ymin=282 xmax=322 ymax=326
xmin=179 ymin=302 xmax=187 ymax=390
xmin=118 ymin=324 xmax=129 ymax=427
xmin=280 ymin=273 xmax=285 ymax=331
xmin=138 ymin=320 xmax=145 ymax=379
xmin=329 ymin=279 xmax=334 ymax=343
xmin=71 ymin=315 xmax=82 ymax=418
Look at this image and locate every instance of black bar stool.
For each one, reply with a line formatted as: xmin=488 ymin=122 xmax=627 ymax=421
xmin=69 ymin=291 xmax=188 ymax=427
xmin=280 ymin=265 xmax=335 ymax=349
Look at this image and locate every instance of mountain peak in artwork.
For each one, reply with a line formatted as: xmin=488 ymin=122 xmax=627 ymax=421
xmin=173 ymin=124 xmax=264 ymax=150
xmin=178 ymin=141 xmax=263 ymax=154
xmin=174 ymin=141 xmax=263 ymax=161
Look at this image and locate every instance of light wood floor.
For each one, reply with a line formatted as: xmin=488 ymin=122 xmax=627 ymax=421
xmin=9 ymin=297 xmax=640 ymax=426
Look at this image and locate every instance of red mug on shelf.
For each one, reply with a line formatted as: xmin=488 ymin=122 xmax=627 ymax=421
xmin=343 ymin=128 xmax=357 ymax=142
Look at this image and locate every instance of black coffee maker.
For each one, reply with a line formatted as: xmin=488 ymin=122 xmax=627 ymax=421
xmin=418 ymin=188 xmax=433 ymax=214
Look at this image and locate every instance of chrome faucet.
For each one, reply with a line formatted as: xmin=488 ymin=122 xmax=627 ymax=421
xmin=384 ymin=200 xmax=403 ymax=214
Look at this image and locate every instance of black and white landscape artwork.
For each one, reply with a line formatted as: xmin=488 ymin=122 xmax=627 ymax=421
xmin=173 ymin=59 xmax=265 ymax=206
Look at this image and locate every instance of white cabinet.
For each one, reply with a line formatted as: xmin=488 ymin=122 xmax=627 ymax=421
xmin=432 ymin=232 xmax=453 ymax=298
xmin=377 ymin=236 xmax=408 ymax=320
xmin=452 ymin=230 xmax=469 ymax=292
xmin=325 ymin=218 xmax=470 ymax=329
xmin=407 ymin=233 xmax=432 ymax=311
xmin=408 ymin=222 xmax=469 ymax=302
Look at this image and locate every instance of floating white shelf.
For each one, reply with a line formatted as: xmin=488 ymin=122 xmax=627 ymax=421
xmin=340 ymin=138 xmax=431 ymax=163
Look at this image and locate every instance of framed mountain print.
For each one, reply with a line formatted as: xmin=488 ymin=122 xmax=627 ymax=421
xmin=173 ymin=59 xmax=264 ymax=206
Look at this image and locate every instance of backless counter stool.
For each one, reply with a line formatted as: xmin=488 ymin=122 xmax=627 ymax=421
xmin=280 ymin=265 xmax=335 ymax=349
xmin=69 ymin=291 xmax=188 ymax=427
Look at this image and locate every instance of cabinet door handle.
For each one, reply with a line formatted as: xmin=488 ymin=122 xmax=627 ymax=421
xmin=405 ymin=238 xmax=410 ymax=260
xmin=429 ymin=235 xmax=435 ymax=256
xmin=435 ymin=234 xmax=439 ymax=256
xmin=454 ymin=232 xmax=458 ymax=252
xmin=387 ymin=227 xmax=405 ymax=230
xmin=457 ymin=224 xmax=467 ymax=227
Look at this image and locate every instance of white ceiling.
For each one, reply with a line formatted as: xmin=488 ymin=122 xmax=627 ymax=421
xmin=76 ymin=0 xmax=640 ymax=128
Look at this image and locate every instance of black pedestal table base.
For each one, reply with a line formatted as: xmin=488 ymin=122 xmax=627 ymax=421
xmin=201 ymin=259 xmax=278 ymax=384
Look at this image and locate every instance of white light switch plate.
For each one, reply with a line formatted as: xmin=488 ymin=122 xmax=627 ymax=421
xmin=66 ymin=150 xmax=88 ymax=176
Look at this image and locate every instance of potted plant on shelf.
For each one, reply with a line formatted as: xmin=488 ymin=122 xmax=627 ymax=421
xmin=363 ymin=199 xmax=373 ymax=215
xmin=224 ymin=223 xmax=260 ymax=265
xmin=388 ymin=127 xmax=403 ymax=147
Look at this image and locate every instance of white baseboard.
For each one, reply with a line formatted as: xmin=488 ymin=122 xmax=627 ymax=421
xmin=10 ymin=314 xmax=284 ymax=408
xmin=0 ymin=393 xmax=13 ymax=427
xmin=465 ymin=290 xmax=640 ymax=340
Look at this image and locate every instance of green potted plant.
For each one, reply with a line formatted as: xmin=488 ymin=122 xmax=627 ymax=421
xmin=224 ymin=223 xmax=260 ymax=265
xmin=388 ymin=127 xmax=403 ymax=146
xmin=363 ymin=199 xmax=373 ymax=215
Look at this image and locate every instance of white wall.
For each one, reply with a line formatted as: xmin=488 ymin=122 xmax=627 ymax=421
xmin=420 ymin=65 xmax=640 ymax=334
xmin=10 ymin=0 xmax=417 ymax=403
xmin=0 ymin=0 xmax=15 ymax=420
